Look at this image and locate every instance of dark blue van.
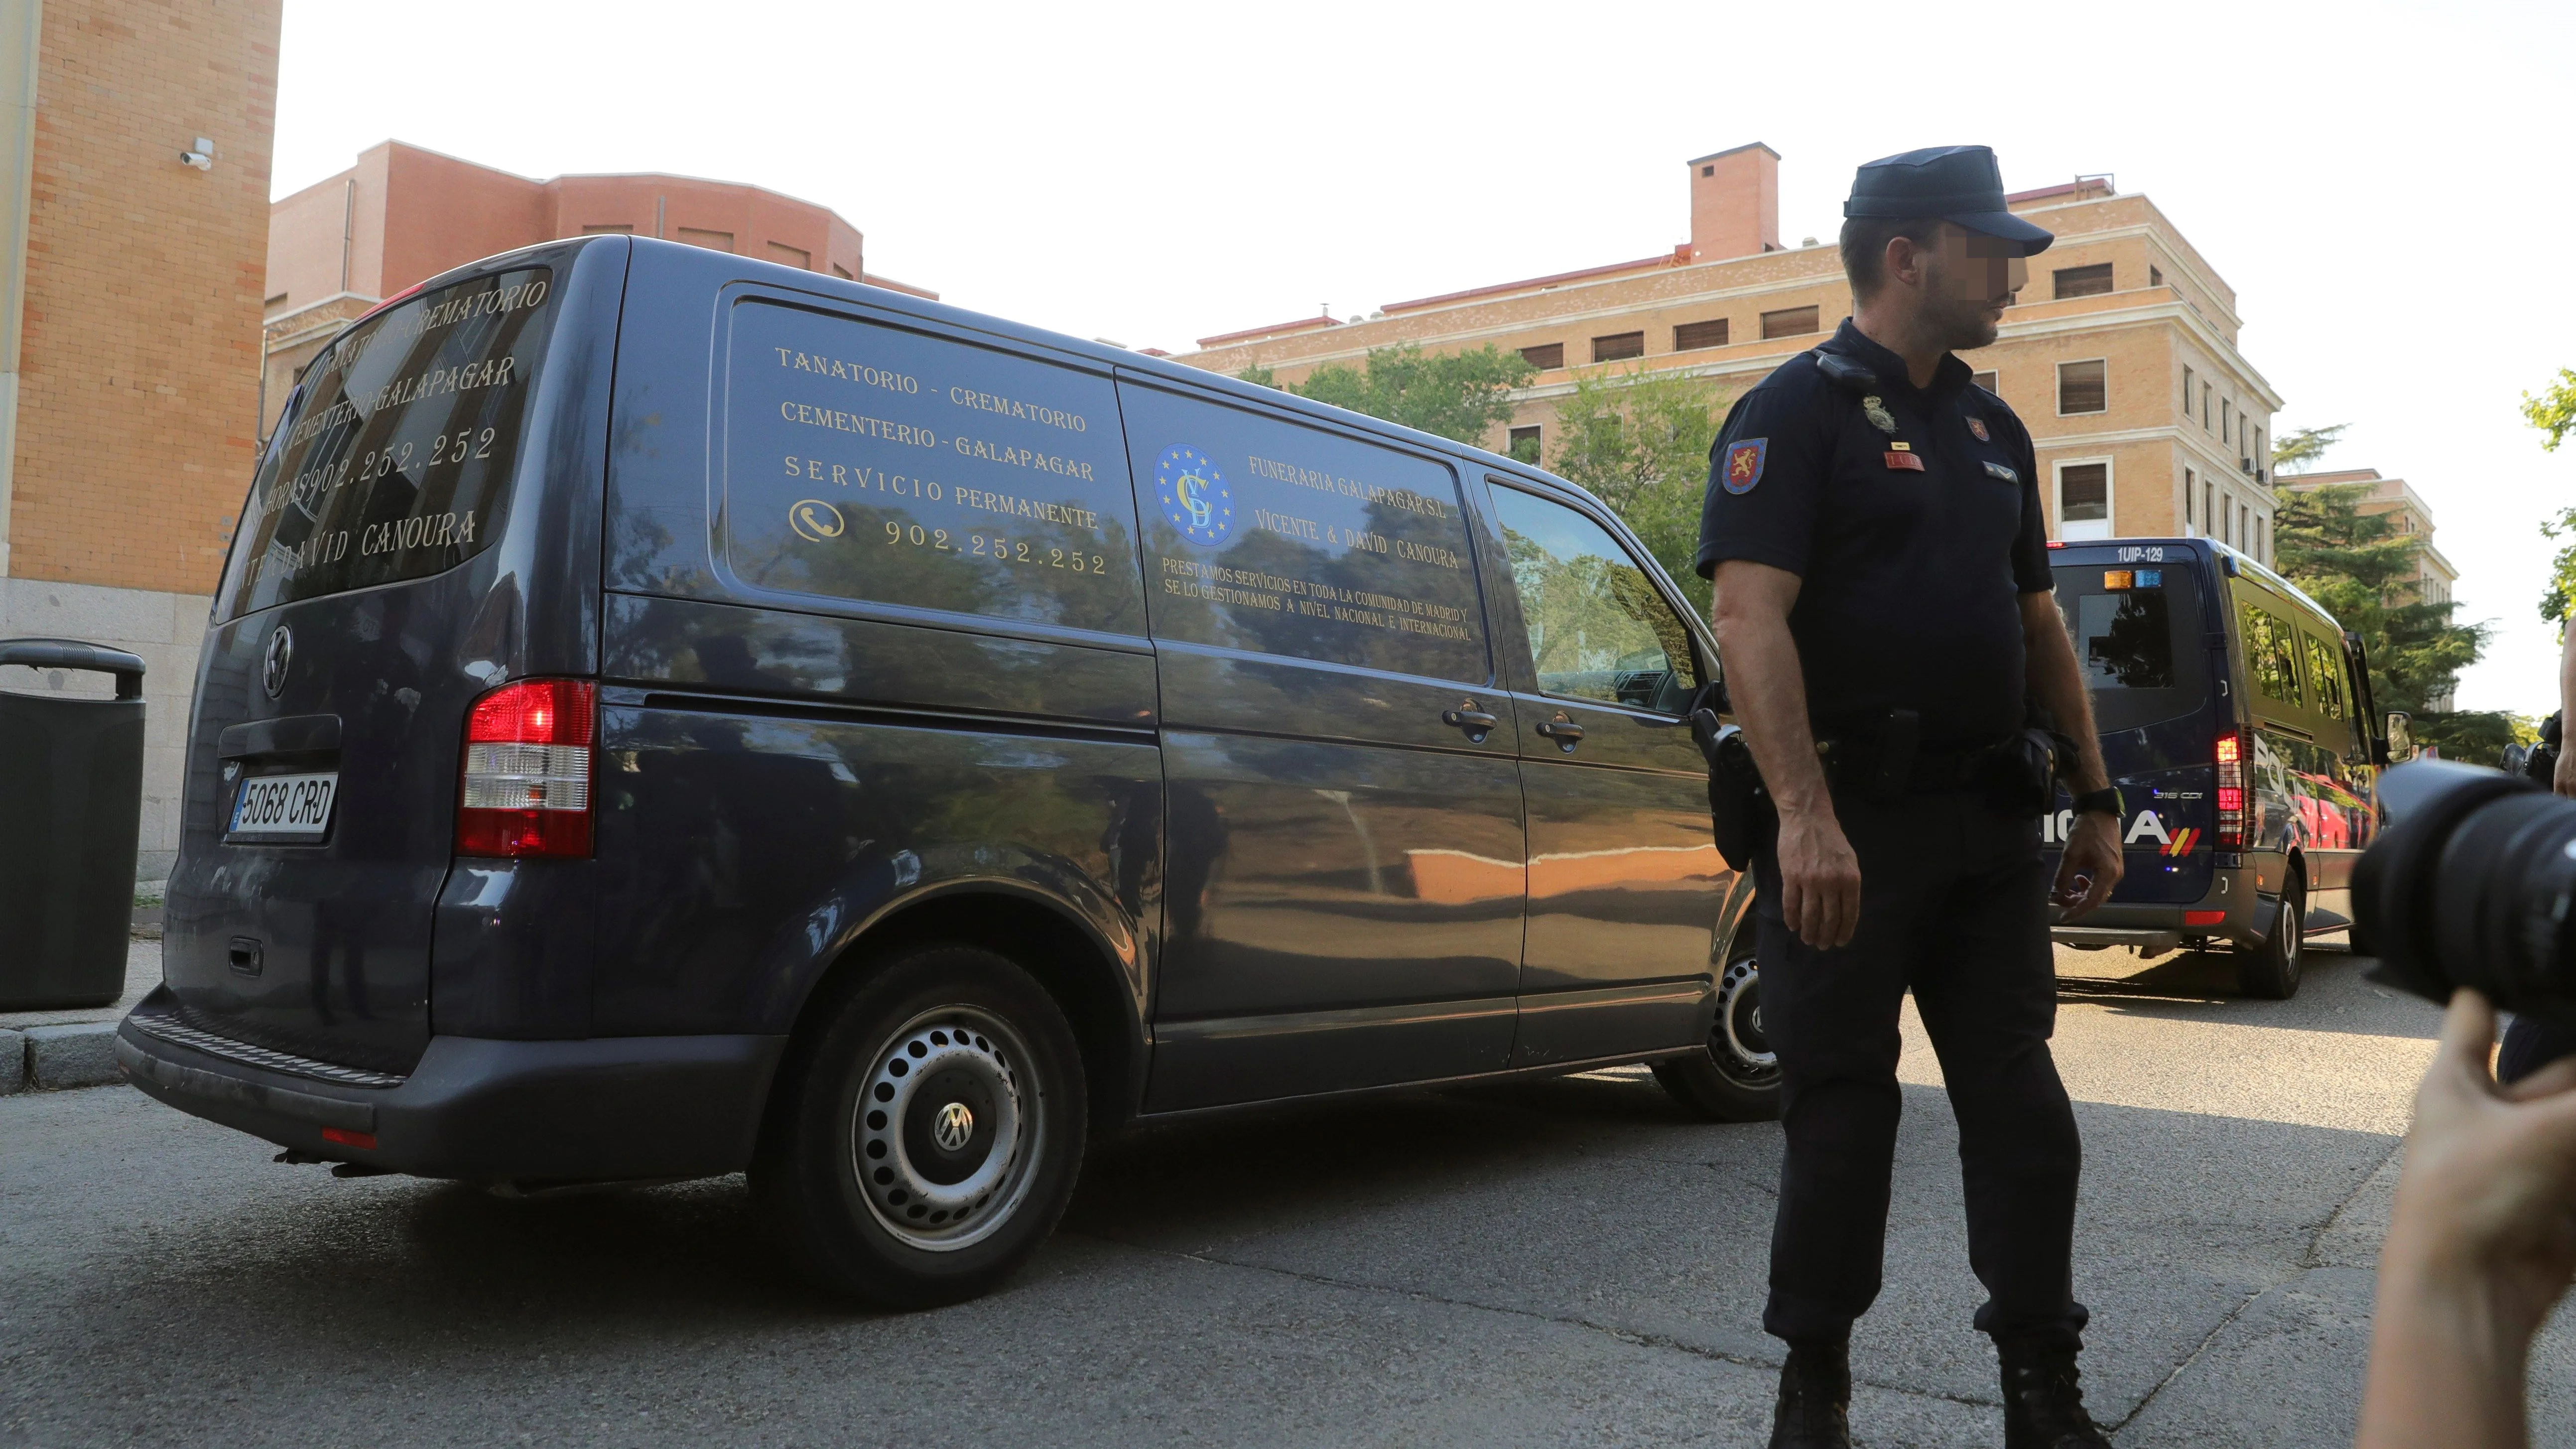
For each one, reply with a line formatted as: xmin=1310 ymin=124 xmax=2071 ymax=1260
xmin=116 ymin=236 xmax=1767 ymax=1305
xmin=2044 ymin=537 xmax=2393 ymax=998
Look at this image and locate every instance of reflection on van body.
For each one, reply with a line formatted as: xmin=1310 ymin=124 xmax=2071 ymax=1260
xmin=121 ymin=236 xmax=1758 ymax=1307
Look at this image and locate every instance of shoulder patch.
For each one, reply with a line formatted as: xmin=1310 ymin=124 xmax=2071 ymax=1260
xmin=1983 ymin=461 xmax=2020 ymax=483
xmin=1967 ymin=416 xmax=1990 ymax=442
xmin=1723 ymin=439 xmax=1768 ymax=494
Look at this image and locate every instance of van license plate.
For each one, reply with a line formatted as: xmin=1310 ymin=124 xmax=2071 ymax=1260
xmin=228 ymin=772 xmax=338 ymax=840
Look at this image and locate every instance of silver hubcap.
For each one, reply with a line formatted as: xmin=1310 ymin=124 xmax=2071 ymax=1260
xmin=1714 ymin=955 xmax=1779 ymax=1085
xmin=852 ymin=1006 xmax=1044 ymax=1252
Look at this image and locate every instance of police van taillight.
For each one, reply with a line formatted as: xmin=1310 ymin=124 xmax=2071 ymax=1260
xmin=456 ymin=678 xmax=595 ymax=859
xmin=2214 ymin=727 xmax=2248 ymax=849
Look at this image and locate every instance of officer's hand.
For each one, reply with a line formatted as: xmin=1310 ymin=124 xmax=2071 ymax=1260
xmin=2053 ymin=810 xmax=2123 ymax=920
xmin=2555 ymin=747 xmax=2576 ymax=799
xmin=1776 ymin=807 xmax=1862 ymax=949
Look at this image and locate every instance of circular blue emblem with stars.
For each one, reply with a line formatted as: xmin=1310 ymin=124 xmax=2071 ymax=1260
xmin=1154 ymin=444 xmax=1232 ymax=547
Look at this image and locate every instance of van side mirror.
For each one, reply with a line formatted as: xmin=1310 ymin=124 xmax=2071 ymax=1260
xmin=2384 ymin=711 xmax=2415 ymax=764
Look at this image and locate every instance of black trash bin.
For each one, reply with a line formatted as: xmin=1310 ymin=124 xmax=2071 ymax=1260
xmin=0 ymin=638 xmax=146 ymax=1011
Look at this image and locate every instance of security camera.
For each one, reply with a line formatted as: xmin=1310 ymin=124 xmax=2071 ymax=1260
xmin=179 ymin=136 xmax=213 ymax=170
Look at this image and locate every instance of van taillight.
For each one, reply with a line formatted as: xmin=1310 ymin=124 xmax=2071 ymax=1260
xmin=2214 ymin=727 xmax=2247 ymax=849
xmin=456 ymin=678 xmax=595 ymax=858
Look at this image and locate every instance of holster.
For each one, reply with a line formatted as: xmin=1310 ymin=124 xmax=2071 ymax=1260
xmin=1688 ymin=707 xmax=1768 ymax=872
xmin=1985 ymin=699 xmax=2082 ymax=820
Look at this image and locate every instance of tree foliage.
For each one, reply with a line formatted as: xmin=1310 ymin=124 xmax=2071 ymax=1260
xmin=1544 ymin=367 xmax=1726 ymax=617
xmin=2271 ymin=479 xmax=2505 ymax=760
xmin=1272 ymin=342 xmax=1537 ymax=446
xmin=2525 ymin=368 xmax=2576 ymax=452
xmin=2270 ymin=423 xmax=2347 ymax=477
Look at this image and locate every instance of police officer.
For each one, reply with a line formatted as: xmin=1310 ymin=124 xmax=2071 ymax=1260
xmin=1695 ymin=146 xmax=2127 ymax=1449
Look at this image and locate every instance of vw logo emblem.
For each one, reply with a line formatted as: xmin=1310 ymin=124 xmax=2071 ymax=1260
xmin=932 ymin=1101 xmax=975 ymax=1152
xmin=261 ymin=626 xmax=293 ymax=699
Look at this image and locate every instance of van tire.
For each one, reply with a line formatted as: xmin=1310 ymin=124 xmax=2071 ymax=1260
xmin=2238 ymin=875 xmax=2305 ymax=1000
xmin=1653 ymin=946 xmax=1781 ymax=1121
xmin=752 ymin=944 xmax=1086 ymax=1308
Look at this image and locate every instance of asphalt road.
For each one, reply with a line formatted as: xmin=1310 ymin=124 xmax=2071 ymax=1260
xmin=4 ymin=945 xmax=2571 ymax=1448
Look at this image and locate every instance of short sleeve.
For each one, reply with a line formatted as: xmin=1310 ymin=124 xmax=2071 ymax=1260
xmin=2004 ymin=411 xmax=2051 ymax=592
xmin=1694 ymin=378 xmax=1831 ymax=580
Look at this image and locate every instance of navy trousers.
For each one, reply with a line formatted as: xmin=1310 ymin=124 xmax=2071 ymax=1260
xmin=1753 ymin=786 xmax=2087 ymax=1353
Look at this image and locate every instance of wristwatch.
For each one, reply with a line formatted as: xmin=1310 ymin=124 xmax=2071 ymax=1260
xmin=2069 ymin=786 xmax=2124 ymax=819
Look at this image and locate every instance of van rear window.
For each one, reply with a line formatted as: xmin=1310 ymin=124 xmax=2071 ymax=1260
xmin=220 ymin=266 xmax=557 ymax=618
xmin=2050 ymin=563 xmax=2207 ymax=733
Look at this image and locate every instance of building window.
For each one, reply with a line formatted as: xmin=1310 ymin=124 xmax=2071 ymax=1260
xmin=1972 ymin=369 xmax=1999 ymax=394
xmin=1521 ymin=342 xmax=1565 ymax=370
xmin=1701 ymin=164 xmax=1715 ymax=177
xmin=1761 ymin=305 xmax=1820 ymax=339
xmin=2053 ymin=263 xmax=2114 ymax=299
xmin=1508 ymin=425 xmax=1542 ymax=464
xmin=2185 ymin=468 xmax=2197 ymax=529
xmin=2206 ymin=480 xmax=2217 ymax=536
xmin=2256 ymin=515 xmax=2268 ymax=561
xmin=767 ymin=241 xmax=812 ymax=269
xmin=2183 ymin=367 xmax=2194 ymax=418
xmin=1673 ymin=318 xmax=1729 ymax=351
xmin=2059 ymin=462 xmax=2111 ymax=539
xmin=2238 ymin=502 xmax=2249 ymax=548
xmin=676 ymin=227 xmax=735 ymax=253
xmin=1590 ymin=332 xmax=1645 ymax=363
xmin=2151 ymin=265 xmax=2165 ymax=287
xmin=2221 ymin=398 xmax=2232 ymax=440
xmin=2057 ymin=359 xmax=2108 ymax=415
xmin=2202 ymin=384 xmax=2213 ymax=430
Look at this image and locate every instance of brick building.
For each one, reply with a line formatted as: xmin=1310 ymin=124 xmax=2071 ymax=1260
xmin=0 ymin=0 xmax=281 ymax=878
xmin=1182 ymin=142 xmax=2285 ymax=564
xmin=259 ymin=142 xmax=934 ymax=439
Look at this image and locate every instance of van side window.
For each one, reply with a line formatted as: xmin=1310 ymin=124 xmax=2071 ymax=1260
xmin=2241 ymin=601 xmax=2304 ymax=707
xmin=723 ymin=300 xmax=1144 ymax=635
xmin=1487 ymin=486 xmax=1698 ymax=712
xmin=1119 ymin=386 xmax=1488 ymax=681
xmin=2302 ymin=633 xmax=2346 ymax=718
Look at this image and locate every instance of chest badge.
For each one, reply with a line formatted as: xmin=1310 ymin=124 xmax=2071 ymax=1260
xmin=1860 ymin=395 xmax=1898 ymax=434
xmin=1984 ymin=461 xmax=2020 ymax=483
xmin=1967 ymin=416 xmax=1990 ymax=442
xmin=1884 ymin=450 xmax=1926 ymax=472
xmin=1723 ymin=438 xmax=1768 ymax=494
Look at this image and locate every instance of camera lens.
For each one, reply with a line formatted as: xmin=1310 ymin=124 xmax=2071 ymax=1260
xmin=2354 ymin=760 xmax=2576 ymax=1015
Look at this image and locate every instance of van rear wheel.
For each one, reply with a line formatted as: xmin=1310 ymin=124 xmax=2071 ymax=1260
xmin=752 ymin=944 xmax=1085 ymax=1308
xmin=2237 ymin=875 xmax=2305 ymax=1000
xmin=1653 ymin=947 xmax=1781 ymax=1121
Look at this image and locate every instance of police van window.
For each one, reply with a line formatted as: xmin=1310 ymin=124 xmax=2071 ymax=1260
xmin=2242 ymin=601 xmax=2305 ymax=707
xmin=1120 ymin=385 xmax=1488 ymax=682
xmin=2049 ymin=560 xmax=2206 ymax=734
xmin=219 ymin=266 xmax=558 ymax=618
xmin=1488 ymin=486 xmax=1699 ymax=712
xmin=2302 ymin=632 xmax=2347 ymax=719
xmin=722 ymin=301 xmax=1143 ymax=637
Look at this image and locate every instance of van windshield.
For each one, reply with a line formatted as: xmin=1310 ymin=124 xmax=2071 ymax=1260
xmin=2050 ymin=562 xmax=2208 ymax=733
xmin=219 ymin=266 xmax=558 ymax=618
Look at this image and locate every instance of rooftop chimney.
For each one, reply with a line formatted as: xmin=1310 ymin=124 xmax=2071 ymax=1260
xmin=1687 ymin=142 xmax=1781 ymax=262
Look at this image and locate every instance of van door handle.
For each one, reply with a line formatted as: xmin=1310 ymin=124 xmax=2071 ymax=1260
xmin=1442 ymin=702 xmax=1497 ymax=742
xmin=1536 ymin=717 xmax=1585 ymax=749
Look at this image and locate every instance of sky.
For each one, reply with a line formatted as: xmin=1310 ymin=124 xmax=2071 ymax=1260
xmin=271 ymin=0 xmax=2576 ymax=714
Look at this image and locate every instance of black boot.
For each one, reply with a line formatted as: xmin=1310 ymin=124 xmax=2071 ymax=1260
xmin=1768 ymin=1337 xmax=1851 ymax=1449
xmin=1998 ymin=1345 xmax=2111 ymax=1449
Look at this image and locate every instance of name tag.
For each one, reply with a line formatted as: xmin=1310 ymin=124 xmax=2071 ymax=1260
xmin=1984 ymin=461 xmax=2019 ymax=483
xmin=1884 ymin=451 xmax=1925 ymax=472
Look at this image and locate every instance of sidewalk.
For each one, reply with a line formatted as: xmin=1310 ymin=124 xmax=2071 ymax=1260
xmin=0 ymin=939 xmax=158 ymax=1093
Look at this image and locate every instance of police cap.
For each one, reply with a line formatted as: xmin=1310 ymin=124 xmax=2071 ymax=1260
xmin=1843 ymin=145 xmax=2054 ymax=256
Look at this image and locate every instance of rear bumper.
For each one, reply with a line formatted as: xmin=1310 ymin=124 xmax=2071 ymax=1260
xmin=2050 ymin=861 xmax=2272 ymax=951
xmin=116 ymin=994 xmax=786 ymax=1181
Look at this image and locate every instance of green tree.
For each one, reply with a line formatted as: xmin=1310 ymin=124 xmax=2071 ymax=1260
xmin=1545 ymin=366 xmax=1726 ymax=617
xmin=2271 ymin=478 xmax=2506 ymax=761
xmin=1236 ymin=363 xmax=1278 ymax=389
xmin=2525 ymin=368 xmax=2576 ymax=451
xmin=1281 ymin=342 xmax=1536 ymax=446
xmin=2271 ymin=423 xmax=2347 ymax=477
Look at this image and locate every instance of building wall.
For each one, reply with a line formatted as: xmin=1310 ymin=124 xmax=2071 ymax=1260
xmin=1180 ymin=159 xmax=2282 ymax=565
xmin=0 ymin=0 xmax=279 ymax=880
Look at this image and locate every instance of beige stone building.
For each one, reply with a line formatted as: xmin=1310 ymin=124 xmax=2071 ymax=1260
xmin=2279 ymin=467 xmax=2455 ymax=606
xmin=1182 ymin=142 xmax=2284 ymax=565
xmin=0 ymin=0 xmax=282 ymax=878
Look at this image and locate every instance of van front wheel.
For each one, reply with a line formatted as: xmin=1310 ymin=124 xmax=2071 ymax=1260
xmin=2237 ymin=876 xmax=2306 ymax=1000
xmin=753 ymin=945 xmax=1086 ymax=1308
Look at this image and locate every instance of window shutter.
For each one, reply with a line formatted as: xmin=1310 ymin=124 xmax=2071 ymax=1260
xmin=2060 ymin=463 xmax=2109 ymax=522
xmin=2053 ymin=263 xmax=2114 ymax=299
xmin=1760 ymin=306 xmax=1819 ymax=340
xmin=2057 ymin=360 xmax=2107 ymax=415
xmin=1673 ymin=318 xmax=1729 ymax=351
xmin=1591 ymin=332 xmax=1644 ymax=363
xmin=1971 ymin=370 xmax=1999 ymax=395
xmin=1521 ymin=342 xmax=1565 ymax=370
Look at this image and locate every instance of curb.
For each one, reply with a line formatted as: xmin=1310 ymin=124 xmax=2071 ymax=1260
xmin=5 ymin=1022 xmax=124 ymax=1092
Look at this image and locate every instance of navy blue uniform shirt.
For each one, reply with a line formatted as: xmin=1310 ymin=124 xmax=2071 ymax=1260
xmin=1694 ymin=318 xmax=2052 ymax=749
